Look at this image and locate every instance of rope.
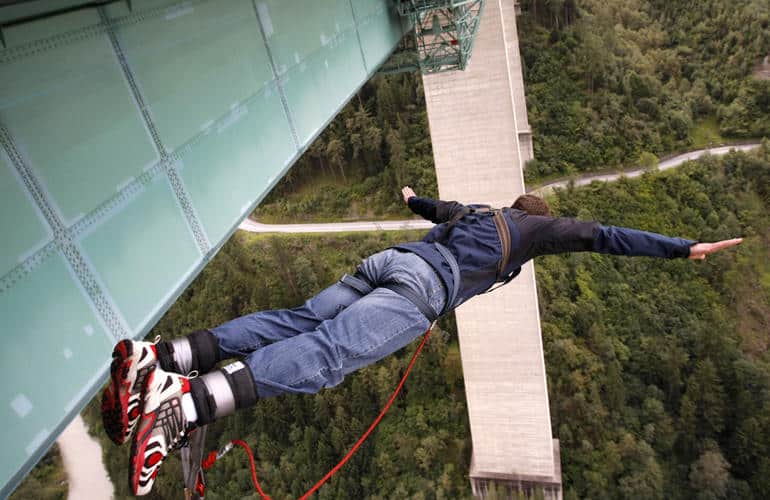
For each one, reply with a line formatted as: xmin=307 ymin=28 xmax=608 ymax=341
xmin=232 ymin=439 xmax=272 ymax=500
xmin=202 ymin=327 xmax=433 ymax=499
xmin=297 ymin=327 xmax=432 ymax=499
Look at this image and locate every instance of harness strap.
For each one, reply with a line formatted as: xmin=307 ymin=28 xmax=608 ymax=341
xmin=479 ymin=267 xmax=521 ymax=295
xmin=381 ymin=283 xmax=439 ymax=322
xmin=481 ymin=208 xmax=521 ymax=295
xmin=434 ymin=242 xmax=460 ymax=313
xmin=340 ymin=271 xmax=439 ymax=322
xmin=492 ymin=209 xmax=512 ymax=280
xmin=381 ymin=244 xmax=461 ymax=320
xmin=340 ymin=246 xmax=461 ymax=322
xmin=339 ymin=273 xmax=373 ymax=296
xmin=432 ymin=205 xmax=512 ymax=282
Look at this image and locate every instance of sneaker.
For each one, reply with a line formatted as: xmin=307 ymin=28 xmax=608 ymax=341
xmin=129 ymin=368 xmax=193 ymax=496
xmin=101 ymin=338 xmax=159 ymax=445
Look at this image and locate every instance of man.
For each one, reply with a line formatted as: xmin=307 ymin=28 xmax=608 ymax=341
xmin=103 ymin=187 xmax=742 ymax=495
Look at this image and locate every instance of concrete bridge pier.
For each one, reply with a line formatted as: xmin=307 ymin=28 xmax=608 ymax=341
xmin=421 ymin=1 xmax=561 ymax=498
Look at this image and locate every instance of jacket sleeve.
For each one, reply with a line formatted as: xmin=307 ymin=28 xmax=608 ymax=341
xmin=524 ymin=216 xmax=600 ymax=258
xmin=523 ymin=215 xmax=695 ymax=259
xmin=407 ymin=197 xmax=467 ymax=224
xmin=593 ymin=225 xmax=695 ymax=258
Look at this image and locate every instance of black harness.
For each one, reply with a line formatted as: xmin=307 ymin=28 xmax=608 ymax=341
xmin=339 ymin=241 xmax=459 ymax=323
xmin=339 ymin=205 xmax=518 ymax=322
xmin=429 ymin=205 xmax=519 ymax=294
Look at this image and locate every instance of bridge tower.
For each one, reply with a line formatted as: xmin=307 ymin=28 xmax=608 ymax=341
xmin=421 ymin=1 xmax=560 ymax=498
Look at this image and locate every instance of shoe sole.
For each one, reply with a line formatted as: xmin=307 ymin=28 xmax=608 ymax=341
xmin=102 ymin=340 xmax=153 ymax=445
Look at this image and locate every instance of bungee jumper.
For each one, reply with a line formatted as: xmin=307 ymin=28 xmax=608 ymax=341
xmin=101 ymin=186 xmax=743 ymax=496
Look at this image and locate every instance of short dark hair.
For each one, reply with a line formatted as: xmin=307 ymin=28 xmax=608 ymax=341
xmin=512 ymin=194 xmax=551 ymax=216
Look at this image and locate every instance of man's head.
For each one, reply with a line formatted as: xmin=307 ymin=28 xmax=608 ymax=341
xmin=512 ymin=194 xmax=551 ymax=216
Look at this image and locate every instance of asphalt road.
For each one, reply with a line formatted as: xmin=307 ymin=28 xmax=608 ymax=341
xmin=537 ymin=143 xmax=760 ymax=192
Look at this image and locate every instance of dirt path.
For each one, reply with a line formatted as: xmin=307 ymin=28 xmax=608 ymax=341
xmin=57 ymin=415 xmax=114 ymax=500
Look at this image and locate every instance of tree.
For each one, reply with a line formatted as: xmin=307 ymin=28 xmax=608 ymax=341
xmin=617 ymin=434 xmax=665 ymax=500
xmin=689 ymin=448 xmax=731 ymax=499
xmin=386 ymin=127 xmax=407 ymax=187
xmin=325 ymin=137 xmax=347 ymax=180
xmin=638 ymin=151 xmax=660 ymax=171
xmin=293 ymin=255 xmax=320 ymax=296
xmin=680 ymin=359 xmax=727 ymax=439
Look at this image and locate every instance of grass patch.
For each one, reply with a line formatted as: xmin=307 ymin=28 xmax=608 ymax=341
xmin=252 ymin=178 xmax=415 ymax=224
xmin=10 ymin=444 xmax=68 ymax=500
xmin=692 ymin=116 xmax=726 ymax=148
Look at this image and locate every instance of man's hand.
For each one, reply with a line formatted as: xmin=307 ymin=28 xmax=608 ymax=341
xmin=688 ymin=238 xmax=743 ymax=260
xmin=401 ymin=186 xmax=416 ymax=204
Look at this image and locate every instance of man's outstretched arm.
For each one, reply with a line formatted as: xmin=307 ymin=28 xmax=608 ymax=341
xmin=522 ymin=214 xmax=743 ymax=261
xmin=594 ymin=226 xmax=743 ymax=260
xmin=401 ymin=186 xmax=466 ymax=223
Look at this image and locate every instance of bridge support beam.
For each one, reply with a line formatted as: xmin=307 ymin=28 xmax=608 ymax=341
xmin=421 ymin=1 xmax=561 ymax=498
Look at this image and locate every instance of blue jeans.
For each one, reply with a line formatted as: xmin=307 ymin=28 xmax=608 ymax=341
xmin=211 ymin=249 xmax=446 ymax=398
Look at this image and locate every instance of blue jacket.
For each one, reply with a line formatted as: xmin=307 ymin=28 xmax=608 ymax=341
xmin=394 ymin=197 xmax=696 ymax=309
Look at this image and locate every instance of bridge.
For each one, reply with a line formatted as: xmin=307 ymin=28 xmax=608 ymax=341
xmin=0 ymin=0 xmax=557 ymax=497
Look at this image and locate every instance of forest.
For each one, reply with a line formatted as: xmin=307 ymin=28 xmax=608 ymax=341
xmin=78 ymin=144 xmax=770 ymax=500
xmin=254 ymin=0 xmax=769 ymax=222
xmin=251 ymin=73 xmax=438 ymax=224
xmin=536 ymin=146 xmax=770 ymax=499
xmin=519 ymin=0 xmax=770 ymax=180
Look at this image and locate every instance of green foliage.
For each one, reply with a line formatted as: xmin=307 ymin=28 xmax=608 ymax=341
xmin=519 ymin=0 xmax=770 ymax=181
xmin=10 ymin=444 xmax=67 ymax=500
xmin=638 ymin=151 xmax=659 ymax=171
xmin=689 ymin=448 xmax=730 ymax=499
xmin=253 ymin=73 xmax=437 ymax=223
xmin=692 ymin=117 xmax=726 ymax=148
xmin=540 ymin=147 xmax=770 ymax=498
xmin=718 ymin=80 xmax=770 ymax=137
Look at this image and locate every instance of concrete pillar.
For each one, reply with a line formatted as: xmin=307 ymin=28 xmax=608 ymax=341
xmin=421 ymin=1 xmax=561 ymax=497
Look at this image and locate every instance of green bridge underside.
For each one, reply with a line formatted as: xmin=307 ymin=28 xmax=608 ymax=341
xmin=0 ymin=0 xmax=407 ymax=495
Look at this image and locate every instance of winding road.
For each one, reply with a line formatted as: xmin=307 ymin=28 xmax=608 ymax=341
xmin=537 ymin=143 xmax=760 ymax=192
xmin=239 ymin=144 xmax=761 ymax=234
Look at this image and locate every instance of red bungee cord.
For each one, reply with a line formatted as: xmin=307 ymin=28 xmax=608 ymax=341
xmin=202 ymin=328 xmax=433 ymax=500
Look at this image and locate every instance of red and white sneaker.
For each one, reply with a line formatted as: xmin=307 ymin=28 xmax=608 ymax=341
xmin=129 ymin=368 xmax=193 ymax=496
xmin=101 ymin=338 xmax=159 ymax=445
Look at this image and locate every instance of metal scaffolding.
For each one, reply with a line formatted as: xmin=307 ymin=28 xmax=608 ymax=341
xmin=381 ymin=0 xmax=485 ymax=74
